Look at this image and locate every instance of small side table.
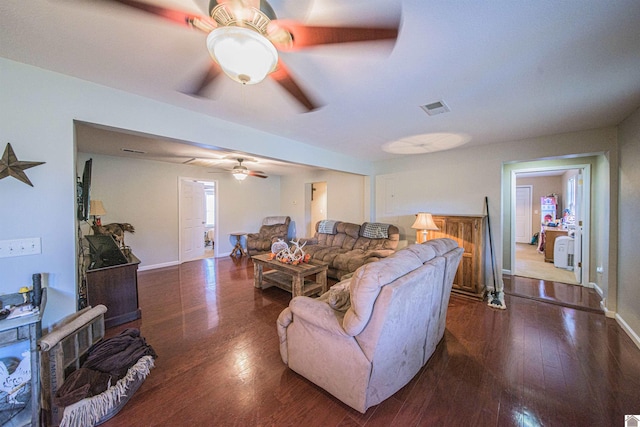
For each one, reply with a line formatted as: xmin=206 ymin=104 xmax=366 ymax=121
xmin=230 ymin=232 xmax=247 ymax=257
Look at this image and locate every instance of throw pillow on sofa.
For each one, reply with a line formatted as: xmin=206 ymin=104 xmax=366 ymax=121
xmin=318 ymin=279 xmax=351 ymax=312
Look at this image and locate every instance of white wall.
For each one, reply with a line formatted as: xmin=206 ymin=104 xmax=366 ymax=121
xmin=373 ymin=128 xmax=617 ymax=294
xmin=77 ymin=152 xmax=280 ymax=268
xmin=618 ymin=106 xmax=640 ymax=343
xmin=516 ymin=175 xmax=563 ymax=227
xmin=280 ymin=170 xmax=365 ymax=238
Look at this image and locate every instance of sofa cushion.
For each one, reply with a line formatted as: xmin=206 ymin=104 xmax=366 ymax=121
xmin=342 ymin=249 xmax=423 ymax=336
xmin=353 ymin=223 xmax=399 ymax=252
xmin=262 ymin=223 xmax=287 ymax=239
xmin=304 ymin=246 xmax=351 ymax=265
xmin=316 ymin=222 xmax=360 ymax=249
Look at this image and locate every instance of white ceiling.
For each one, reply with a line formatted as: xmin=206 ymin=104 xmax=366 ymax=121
xmin=2 ymin=0 xmax=640 ymax=170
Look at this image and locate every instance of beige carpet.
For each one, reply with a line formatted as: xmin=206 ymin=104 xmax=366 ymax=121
xmin=515 ymin=243 xmax=578 ymax=284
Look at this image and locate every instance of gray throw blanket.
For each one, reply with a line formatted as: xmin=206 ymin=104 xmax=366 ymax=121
xmin=54 ymin=328 xmax=157 ymax=407
xmin=318 ymin=220 xmax=338 ymax=234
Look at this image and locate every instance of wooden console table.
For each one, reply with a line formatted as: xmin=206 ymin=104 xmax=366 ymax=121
xmin=252 ymin=254 xmax=328 ymax=298
xmin=86 ymin=253 xmax=141 ymax=328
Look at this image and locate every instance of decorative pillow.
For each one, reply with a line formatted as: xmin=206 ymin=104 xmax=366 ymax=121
xmin=325 ymin=280 xmax=351 ymax=312
xmin=361 ymin=222 xmax=390 ymax=239
xmin=318 ymin=220 xmax=338 ymax=234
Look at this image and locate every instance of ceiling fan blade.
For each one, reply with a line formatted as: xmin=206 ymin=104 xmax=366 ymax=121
xmin=183 ymin=63 xmax=221 ymax=97
xmin=272 ymin=21 xmax=399 ymax=51
xmin=248 ymin=171 xmax=268 ymax=178
xmin=109 ymin=0 xmax=216 ymax=33
xmin=270 ymin=60 xmax=319 ymax=111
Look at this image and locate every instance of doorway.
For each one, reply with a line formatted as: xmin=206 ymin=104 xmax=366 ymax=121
xmin=511 ymin=165 xmax=590 ymax=286
xmin=305 ymin=182 xmax=327 ymax=237
xmin=179 ymin=178 xmax=217 ymax=262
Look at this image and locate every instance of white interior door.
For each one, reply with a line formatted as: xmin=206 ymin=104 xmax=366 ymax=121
xmin=573 ymin=174 xmax=583 ymax=283
xmin=180 ymin=179 xmax=205 ymax=263
xmin=515 ymin=186 xmax=532 ymax=243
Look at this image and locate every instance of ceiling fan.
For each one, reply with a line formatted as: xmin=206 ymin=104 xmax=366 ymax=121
xmin=105 ymin=0 xmax=400 ymax=111
xmin=216 ymin=158 xmax=268 ymax=180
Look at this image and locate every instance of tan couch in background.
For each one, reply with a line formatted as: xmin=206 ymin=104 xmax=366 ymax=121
xmin=301 ymin=220 xmax=400 ymax=280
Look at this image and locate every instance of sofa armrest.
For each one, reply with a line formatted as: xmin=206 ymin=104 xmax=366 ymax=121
xmin=365 ymin=249 xmax=395 ymax=259
xmin=289 ymin=297 xmax=349 ymax=336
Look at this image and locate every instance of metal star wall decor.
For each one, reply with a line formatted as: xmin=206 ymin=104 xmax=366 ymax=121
xmin=0 ymin=142 xmax=46 ymax=187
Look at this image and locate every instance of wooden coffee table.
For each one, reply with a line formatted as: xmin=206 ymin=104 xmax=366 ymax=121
xmin=252 ymin=253 xmax=328 ymax=298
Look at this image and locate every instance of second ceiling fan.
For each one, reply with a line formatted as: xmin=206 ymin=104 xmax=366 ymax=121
xmin=105 ymin=0 xmax=400 ymax=111
xmin=223 ymin=158 xmax=267 ymax=180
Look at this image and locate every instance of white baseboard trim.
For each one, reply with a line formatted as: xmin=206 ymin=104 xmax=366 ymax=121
xmin=601 ymin=301 xmax=615 ymax=318
xmin=502 ymin=268 xmax=512 ymax=276
xmin=615 ymin=313 xmax=640 ymax=350
xmin=138 ymin=261 xmax=180 ymax=271
xmin=591 ymin=282 xmax=603 ymax=296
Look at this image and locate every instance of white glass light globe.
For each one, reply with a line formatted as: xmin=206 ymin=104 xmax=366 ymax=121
xmin=207 ymin=27 xmax=278 ymax=85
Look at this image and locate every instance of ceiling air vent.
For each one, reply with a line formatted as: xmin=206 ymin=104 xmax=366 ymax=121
xmin=121 ymin=148 xmax=146 ymax=154
xmin=420 ymin=100 xmax=450 ymax=116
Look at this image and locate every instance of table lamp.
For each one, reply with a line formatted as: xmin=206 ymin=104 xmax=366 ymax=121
xmin=89 ymin=200 xmax=107 ymax=226
xmin=411 ymin=212 xmax=439 ymax=243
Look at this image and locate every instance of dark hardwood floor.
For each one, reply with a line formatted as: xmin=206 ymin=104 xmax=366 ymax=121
xmin=503 ymin=274 xmax=603 ymax=313
xmin=101 ymin=257 xmax=640 ymax=426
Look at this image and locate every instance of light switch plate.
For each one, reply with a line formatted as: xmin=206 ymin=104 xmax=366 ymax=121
xmin=0 ymin=238 xmax=41 ymax=258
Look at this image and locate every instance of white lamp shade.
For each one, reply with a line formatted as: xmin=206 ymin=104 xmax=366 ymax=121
xmin=411 ymin=213 xmax=438 ymax=231
xmin=207 ymin=26 xmax=278 ymax=85
xmin=89 ymin=200 xmax=107 ymax=216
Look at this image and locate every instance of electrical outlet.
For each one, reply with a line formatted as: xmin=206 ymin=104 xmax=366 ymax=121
xmin=0 ymin=238 xmax=41 ymax=258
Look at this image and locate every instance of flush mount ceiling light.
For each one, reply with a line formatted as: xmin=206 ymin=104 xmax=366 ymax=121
xmin=382 ymin=133 xmax=471 ymax=155
xmin=207 ymin=27 xmax=278 ymax=85
xmin=206 ymin=2 xmax=281 ymax=85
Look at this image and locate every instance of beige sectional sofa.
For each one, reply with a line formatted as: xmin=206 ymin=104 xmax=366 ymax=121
xmin=301 ymin=220 xmax=400 ymax=280
xmin=277 ymin=238 xmax=464 ymax=413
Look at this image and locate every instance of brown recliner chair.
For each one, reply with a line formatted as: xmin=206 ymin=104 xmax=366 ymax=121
xmin=246 ymin=216 xmax=291 ymax=255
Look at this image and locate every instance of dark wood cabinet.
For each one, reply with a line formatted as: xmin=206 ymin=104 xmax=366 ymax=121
xmin=86 ymin=253 xmax=141 ymax=328
xmin=430 ymin=215 xmax=486 ymax=299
